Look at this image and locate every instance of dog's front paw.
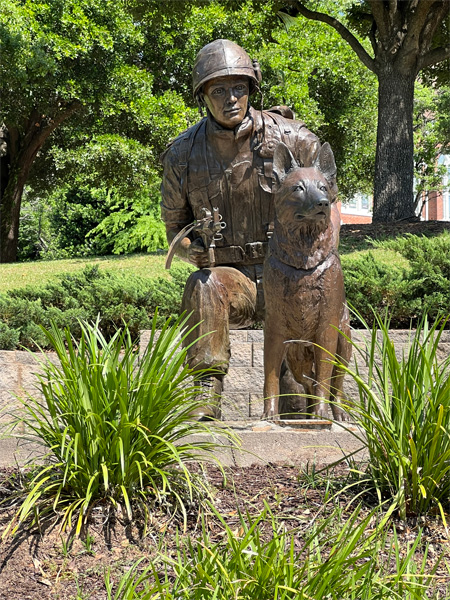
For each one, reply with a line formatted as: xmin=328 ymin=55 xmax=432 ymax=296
xmin=311 ymin=402 xmax=329 ymax=420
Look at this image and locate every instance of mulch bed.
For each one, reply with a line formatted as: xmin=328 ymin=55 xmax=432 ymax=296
xmin=0 ymin=463 xmax=449 ymax=599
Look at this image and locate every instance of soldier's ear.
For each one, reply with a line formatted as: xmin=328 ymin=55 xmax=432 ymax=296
xmin=273 ymin=143 xmax=298 ymax=184
xmin=316 ymin=142 xmax=337 ymax=185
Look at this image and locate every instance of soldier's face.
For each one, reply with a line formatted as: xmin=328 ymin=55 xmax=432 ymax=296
xmin=203 ymin=77 xmax=249 ymax=129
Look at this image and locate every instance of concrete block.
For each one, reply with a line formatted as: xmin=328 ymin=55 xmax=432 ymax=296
xmin=250 ymin=393 xmax=264 ymax=418
xmin=221 ymin=392 xmax=250 ymax=421
xmin=0 ymin=351 xmax=17 ymax=365
xmin=0 ymin=390 xmax=16 ymax=424
xmin=0 ymin=366 xmax=18 ymax=392
xmin=229 ymin=330 xmax=248 ymax=342
xmin=229 ymin=343 xmax=252 ymax=367
xmin=252 ymin=342 xmax=264 ymax=367
xmin=139 ymin=330 xmax=151 ymax=356
xmin=247 ymin=330 xmax=264 ymax=342
xmin=16 ymin=350 xmax=40 ymax=365
xmin=223 ymin=366 xmax=264 ymax=393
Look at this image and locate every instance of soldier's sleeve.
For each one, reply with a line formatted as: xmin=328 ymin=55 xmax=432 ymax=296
xmin=160 ymin=142 xmax=194 ymax=233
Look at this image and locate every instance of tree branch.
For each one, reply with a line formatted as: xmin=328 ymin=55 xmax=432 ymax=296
xmin=26 ymin=100 xmax=82 ymax=161
xmin=418 ymin=45 xmax=450 ymax=70
xmin=418 ymin=2 xmax=450 ymax=54
xmin=408 ymin=0 xmax=440 ymax=39
xmin=290 ymin=2 xmax=377 ymax=74
xmin=368 ymin=0 xmax=389 ymax=42
xmin=368 ymin=18 xmax=378 ymax=55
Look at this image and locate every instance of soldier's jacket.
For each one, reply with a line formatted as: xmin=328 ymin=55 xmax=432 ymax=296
xmin=161 ymin=106 xmax=335 ymax=266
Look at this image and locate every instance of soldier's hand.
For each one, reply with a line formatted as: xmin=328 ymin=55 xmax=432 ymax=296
xmin=187 ymin=238 xmax=210 ymax=268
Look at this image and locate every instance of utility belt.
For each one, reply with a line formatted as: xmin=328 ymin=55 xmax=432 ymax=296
xmin=214 ymin=241 xmax=269 ymax=265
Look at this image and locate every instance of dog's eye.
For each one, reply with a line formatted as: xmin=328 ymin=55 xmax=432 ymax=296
xmin=294 ymin=184 xmax=305 ymax=192
xmin=318 ymin=184 xmax=327 ymax=193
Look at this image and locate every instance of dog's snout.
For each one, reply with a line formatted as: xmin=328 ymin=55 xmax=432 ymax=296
xmin=317 ymin=197 xmax=329 ymax=208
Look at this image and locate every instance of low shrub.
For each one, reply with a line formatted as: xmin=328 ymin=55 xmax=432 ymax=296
xmin=4 ymin=315 xmax=236 ymax=536
xmin=343 ymin=232 xmax=450 ymax=327
xmin=374 ymin=231 xmax=450 ymax=320
xmin=337 ymin=311 xmax=450 ymax=521
xmin=0 ymin=264 xmax=193 ymax=350
xmin=341 ymin=252 xmax=415 ymax=327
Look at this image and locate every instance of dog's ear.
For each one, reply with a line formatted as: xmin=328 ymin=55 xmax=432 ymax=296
xmin=316 ymin=142 xmax=337 ymax=185
xmin=273 ymin=143 xmax=298 ymax=183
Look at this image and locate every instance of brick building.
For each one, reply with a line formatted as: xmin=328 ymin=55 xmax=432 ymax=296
xmin=338 ymin=154 xmax=450 ymax=224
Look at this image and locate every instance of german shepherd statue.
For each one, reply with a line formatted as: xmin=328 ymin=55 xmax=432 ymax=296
xmin=263 ymin=142 xmax=351 ymax=421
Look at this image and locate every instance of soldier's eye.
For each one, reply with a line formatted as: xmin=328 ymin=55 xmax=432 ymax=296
xmin=212 ymin=88 xmax=224 ymax=95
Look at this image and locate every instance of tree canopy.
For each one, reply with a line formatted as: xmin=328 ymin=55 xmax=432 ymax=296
xmin=1 ymin=0 xmax=449 ymax=263
xmin=286 ymin=0 xmax=450 ymax=222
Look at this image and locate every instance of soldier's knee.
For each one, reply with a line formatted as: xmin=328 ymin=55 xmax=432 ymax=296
xmin=181 ymin=268 xmax=224 ymax=313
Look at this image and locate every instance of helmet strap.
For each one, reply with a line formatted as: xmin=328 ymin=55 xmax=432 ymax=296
xmin=196 ymin=94 xmax=205 ymax=117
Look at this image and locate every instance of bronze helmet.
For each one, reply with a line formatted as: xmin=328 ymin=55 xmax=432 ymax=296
xmin=192 ymin=39 xmax=261 ymax=98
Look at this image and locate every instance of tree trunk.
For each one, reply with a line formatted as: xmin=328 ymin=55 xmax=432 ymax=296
xmin=372 ymin=68 xmax=417 ymax=222
xmin=0 ymin=156 xmax=33 ymax=263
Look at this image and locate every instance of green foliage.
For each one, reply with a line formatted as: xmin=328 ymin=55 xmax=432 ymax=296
xmin=105 ymin=504 xmax=438 ymax=599
xmin=341 ymin=252 xmax=416 ymax=327
xmin=343 ymin=232 xmax=450 ymax=327
xmin=1 ymin=0 xmax=145 ymax=125
xmin=272 ymin=2 xmax=378 ymax=200
xmin=87 ymin=185 xmax=167 ymax=256
xmin=373 ymin=232 xmax=450 ymax=321
xmin=0 ymin=323 xmax=20 ymax=350
xmin=338 ymin=312 xmax=450 ymax=521
xmin=414 ymin=86 xmax=450 ymax=213
xmin=0 ymin=264 xmax=193 ymax=349
xmin=45 ymin=187 xmax=111 ymax=258
xmin=4 ymin=315 xmax=236 ymax=537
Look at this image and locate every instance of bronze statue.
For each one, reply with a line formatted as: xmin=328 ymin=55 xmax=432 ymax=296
xmin=161 ymin=39 xmax=342 ymax=419
xmin=263 ymin=143 xmax=351 ymax=420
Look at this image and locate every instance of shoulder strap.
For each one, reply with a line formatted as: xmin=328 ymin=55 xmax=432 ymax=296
xmin=172 ymin=119 xmax=206 ymax=202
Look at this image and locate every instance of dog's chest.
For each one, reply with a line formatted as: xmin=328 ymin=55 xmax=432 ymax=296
xmin=264 ymin=253 xmax=342 ymax=336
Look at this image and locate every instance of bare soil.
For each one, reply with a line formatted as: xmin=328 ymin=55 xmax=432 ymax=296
xmin=0 ymin=463 xmax=449 ymax=599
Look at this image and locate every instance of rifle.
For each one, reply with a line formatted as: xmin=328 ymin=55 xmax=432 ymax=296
xmin=165 ymin=207 xmax=226 ymax=269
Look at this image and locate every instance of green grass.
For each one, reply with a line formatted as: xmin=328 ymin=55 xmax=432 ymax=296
xmin=341 ymin=247 xmax=409 ymax=269
xmin=0 ymin=253 xmax=191 ymax=293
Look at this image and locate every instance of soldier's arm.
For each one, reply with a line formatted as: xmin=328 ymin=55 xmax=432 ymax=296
xmin=160 ymin=144 xmax=209 ymax=268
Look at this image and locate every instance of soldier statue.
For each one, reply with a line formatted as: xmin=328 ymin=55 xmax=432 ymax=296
xmin=161 ymin=39 xmax=339 ymax=419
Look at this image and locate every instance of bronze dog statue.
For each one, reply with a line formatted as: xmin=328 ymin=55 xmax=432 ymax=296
xmin=263 ymin=142 xmax=351 ymax=420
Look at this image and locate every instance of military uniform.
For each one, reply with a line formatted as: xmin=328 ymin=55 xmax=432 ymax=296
xmin=161 ymin=106 xmax=328 ymax=373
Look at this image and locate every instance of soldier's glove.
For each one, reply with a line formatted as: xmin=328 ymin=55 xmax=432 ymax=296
xmin=186 ymin=238 xmax=210 ymax=268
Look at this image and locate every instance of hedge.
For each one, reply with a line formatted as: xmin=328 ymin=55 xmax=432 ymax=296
xmin=0 ymin=232 xmax=449 ymax=350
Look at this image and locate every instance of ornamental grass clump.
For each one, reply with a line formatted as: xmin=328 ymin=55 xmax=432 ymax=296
xmin=3 ymin=314 xmax=235 ymax=536
xmin=104 ymin=504 xmax=439 ymax=599
xmin=337 ymin=311 xmax=450 ymax=521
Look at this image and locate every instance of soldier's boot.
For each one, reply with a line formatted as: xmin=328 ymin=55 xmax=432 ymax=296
xmin=190 ymin=375 xmax=223 ymax=421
